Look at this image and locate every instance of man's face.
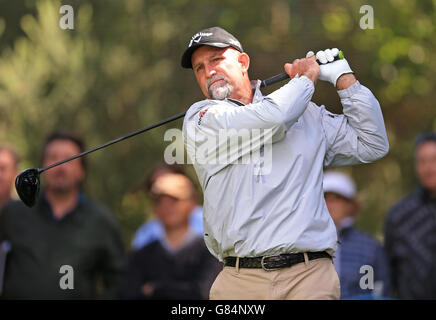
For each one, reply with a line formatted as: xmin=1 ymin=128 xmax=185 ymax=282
xmin=415 ymin=141 xmax=436 ymax=191
xmin=151 ymin=173 xmax=197 ymax=230
xmin=153 ymin=194 xmax=195 ymax=230
xmin=324 ymin=192 xmax=356 ymax=225
xmin=191 ymin=46 xmax=249 ymax=100
xmin=0 ymin=150 xmax=17 ymax=200
xmin=43 ymin=139 xmax=85 ymax=194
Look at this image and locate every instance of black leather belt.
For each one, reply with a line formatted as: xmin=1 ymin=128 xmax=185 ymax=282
xmin=224 ymin=251 xmax=331 ymax=271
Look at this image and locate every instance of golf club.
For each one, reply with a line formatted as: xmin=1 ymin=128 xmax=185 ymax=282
xmin=15 ymin=52 xmax=344 ymax=207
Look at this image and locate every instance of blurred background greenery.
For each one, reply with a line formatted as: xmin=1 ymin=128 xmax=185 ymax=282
xmin=0 ymin=0 xmax=435 ymax=247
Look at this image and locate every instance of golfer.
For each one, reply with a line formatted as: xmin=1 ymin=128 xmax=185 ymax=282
xmin=181 ymin=26 xmax=389 ymax=300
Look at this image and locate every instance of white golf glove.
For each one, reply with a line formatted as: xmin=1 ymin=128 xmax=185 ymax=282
xmin=306 ymin=48 xmax=353 ymax=87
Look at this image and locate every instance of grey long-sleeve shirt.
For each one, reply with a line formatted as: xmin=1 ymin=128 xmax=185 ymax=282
xmin=183 ymin=76 xmax=389 ymax=261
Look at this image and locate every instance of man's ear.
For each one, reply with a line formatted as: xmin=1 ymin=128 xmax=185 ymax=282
xmin=238 ymin=52 xmax=250 ymax=73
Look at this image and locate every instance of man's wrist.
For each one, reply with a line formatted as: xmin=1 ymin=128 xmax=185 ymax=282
xmin=336 ymin=73 xmax=356 ymax=90
xmin=302 ymin=72 xmax=318 ymax=84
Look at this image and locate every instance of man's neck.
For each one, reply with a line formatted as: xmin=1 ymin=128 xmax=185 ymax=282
xmin=164 ymin=223 xmax=190 ymax=251
xmin=45 ymin=188 xmax=80 ymax=220
xmin=0 ymin=194 xmax=11 ymax=210
xmin=230 ymin=78 xmax=254 ymax=105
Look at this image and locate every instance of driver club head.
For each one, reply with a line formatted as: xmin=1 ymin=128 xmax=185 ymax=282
xmin=15 ymin=168 xmax=41 ymax=208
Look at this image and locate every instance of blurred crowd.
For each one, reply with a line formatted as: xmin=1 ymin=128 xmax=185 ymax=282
xmin=0 ymin=130 xmax=435 ymax=300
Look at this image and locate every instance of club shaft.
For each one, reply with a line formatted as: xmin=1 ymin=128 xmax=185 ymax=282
xmin=261 ymin=52 xmax=343 ymax=88
xmin=39 ymin=111 xmax=186 ymax=173
xmin=260 ymin=72 xmax=290 ymax=88
xmin=39 ymin=52 xmax=344 ymax=173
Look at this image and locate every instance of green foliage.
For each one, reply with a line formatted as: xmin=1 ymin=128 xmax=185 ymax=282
xmin=0 ymin=0 xmax=435 ymax=246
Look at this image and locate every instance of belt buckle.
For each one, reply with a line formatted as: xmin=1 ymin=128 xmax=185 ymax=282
xmin=261 ymin=255 xmax=281 ymax=271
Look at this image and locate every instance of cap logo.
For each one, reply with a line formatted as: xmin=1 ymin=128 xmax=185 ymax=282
xmin=228 ymin=39 xmax=241 ymax=48
xmin=188 ymin=32 xmax=213 ymax=48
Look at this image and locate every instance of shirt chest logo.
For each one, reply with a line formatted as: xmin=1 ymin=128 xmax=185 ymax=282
xmin=198 ymin=109 xmax=209 ymax=125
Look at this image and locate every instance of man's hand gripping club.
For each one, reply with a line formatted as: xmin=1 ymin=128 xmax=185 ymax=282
xmin=284 ymin=48 xmax=356 ymax=90
xmin=284 ymin=55 xmax=321 ymax=85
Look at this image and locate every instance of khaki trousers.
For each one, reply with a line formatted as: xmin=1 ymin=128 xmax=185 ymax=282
xmin=209 ymin=255 xmax=340 ymax=300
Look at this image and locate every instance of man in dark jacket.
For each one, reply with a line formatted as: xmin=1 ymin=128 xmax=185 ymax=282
xmin=385 ymin=132 xmax=436 ymax=299
xmin=0 ymin=132 xmax=125 ymax=299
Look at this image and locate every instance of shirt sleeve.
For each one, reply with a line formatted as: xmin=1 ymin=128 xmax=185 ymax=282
xmin=184 ymin=76 xmax=314 ymax=166
xmin=200 ymin=75 xmax=314 ymax=131
xmin=321 ymin=81 xmax=389 ymax=167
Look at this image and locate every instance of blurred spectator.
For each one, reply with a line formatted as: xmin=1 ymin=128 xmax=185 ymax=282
xmin=0 ymin=132 xmax=125 ymax=299
xmin=121 ymin=173 xmax=221 ymax=299
xmin=385 ymin=132 xmax=436 ymax=299
xmin=324 ymin=171 xmax=390 ymax=299
xmin=131 ymin=162 xmax=203 ymax=250
xmin=0 ymin=145 xmax=19 ymax=209
xmin=0 ymin=145 xmax=18 ymax=296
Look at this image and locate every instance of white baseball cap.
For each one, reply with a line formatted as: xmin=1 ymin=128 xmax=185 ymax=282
xmin=323 ymin=171 xmax=356 ymax=200
xmin=150 ymin=173 xmax=195 ymax=200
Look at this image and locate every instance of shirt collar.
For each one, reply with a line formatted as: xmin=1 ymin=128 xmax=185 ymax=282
xmin=252 ymin=79 xmax=264 ymax=102
xmin=159 ymin=227 xmax=198 ymax=254
xmin=225 ymin=80 xmax=263 ymax=106
xmin=417 ymin=186 xmax=436 ymax=203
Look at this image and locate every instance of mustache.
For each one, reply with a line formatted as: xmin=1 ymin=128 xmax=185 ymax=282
xmin=206 ymin=75 xmax=228 ymax=91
